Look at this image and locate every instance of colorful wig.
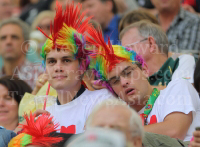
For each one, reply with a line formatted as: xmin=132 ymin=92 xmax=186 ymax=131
xmin=38 ymin=1 xmax=92 ymax=67
xmin=87 ymin=27 xmax=145 ymax=92
xmin=8 ymin=112 xmax=62 ymax=147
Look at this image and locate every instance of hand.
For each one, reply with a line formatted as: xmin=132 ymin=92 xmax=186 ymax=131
xmin=190 ymin=130 xmax=200 ymax=147
xmin=91 ymin=80 xmax=106 ymax=90
xmin=32 ymin=73 xmax=49 ymax=95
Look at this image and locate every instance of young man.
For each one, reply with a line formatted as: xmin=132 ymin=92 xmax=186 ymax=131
xmin=87 ymin=27 xmax=200 ymax=141
xmin=35 ymin=1 xmax=113 ymax=134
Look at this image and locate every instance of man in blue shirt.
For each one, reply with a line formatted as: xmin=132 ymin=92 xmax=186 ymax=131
xmin=81 ymin=0 xmax=121 ymax=45
xmin=0 ymin=127 xmax=16 ymax=147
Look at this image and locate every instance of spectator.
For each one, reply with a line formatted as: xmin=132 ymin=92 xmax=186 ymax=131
xmin=0 ymin=0 xmax=12 ymax=22
xmin=67 ymin=128 xmax=129 ymax=147
xmin=20 ymin=0 xmax=54 ymax=25
xmin=0 ymin=18 xmax=44 ymax=89
xmin=120 ymin=21 xmax=195 ymax=90
xmin=86 ymin=99 xmax=189 ymax=147
xmin=182 ymin=0 xmax=200 ymax=13
xmin=81 ymin=0 xmax=120 ymax=45
xmin=114 ymin=0 xmax=138 ymax=15
xmin=151 ymin=0 xmax=200 ymax=51
xmin=0 ymin=76 xmax=32 ymax=130
xmin=118 ymin=9 xmax=159 ymax=32
xmin=86 ymin=99 xmax=143 ymax=147
xmin=31 ymin=11 xmax=55 ymax=37
xmin=88 ymin=27 xmax=200 ymax=141
xmin=27 ymin=1 xmax=113 ymax=134
xmin=0 ymin=127 xmax=16 ymax=147
xmin=194 ymin=59 xmax=200 ymax=94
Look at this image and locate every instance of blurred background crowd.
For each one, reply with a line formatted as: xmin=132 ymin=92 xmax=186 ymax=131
xmin=0 ymin=0 xmax=200 ymax=147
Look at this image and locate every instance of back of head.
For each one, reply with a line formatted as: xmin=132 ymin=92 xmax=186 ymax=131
xmin=120 ymin=20 xmax=169 ymax=56
xmin=67 ymin=128 xmax=128 ymax=147
xmin=119 ymin=9 xmax=159 ymax=32
xmin=0 ymin=18 xmax=30 ymax=42
xmin=86 ymin=99 xmax=144 ymax=140
xmin=0 ymin=76 xmax=32 ymax=104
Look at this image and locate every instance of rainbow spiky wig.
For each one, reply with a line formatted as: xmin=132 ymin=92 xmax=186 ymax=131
xmin=87 ymin=27 xmax=145 ymax=93
xmin=38 ymin=1 xmax=92 ymax=68
xmin=8 ymin=112 xmax=62 ymax=147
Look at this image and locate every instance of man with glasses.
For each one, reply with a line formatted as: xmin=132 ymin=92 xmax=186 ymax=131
xmin=120 ymin=20 xmax=195 ymax=90
xmin=88 ymin=26 xmax=200 ymax=141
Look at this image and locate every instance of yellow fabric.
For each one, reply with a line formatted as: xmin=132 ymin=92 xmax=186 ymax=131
xmin=18 ymin=82 xmax=57 ymax=122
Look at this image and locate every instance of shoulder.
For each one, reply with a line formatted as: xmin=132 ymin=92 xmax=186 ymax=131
xmin=82 ymin=89 xmax=115 ymax=103
xmin=162 ymin=79 xmax=198 ymax=97
xmin=183 ymin=9 xmax=200 ymax=21
xmin=178 ymin=54 xmax=195 ymax=62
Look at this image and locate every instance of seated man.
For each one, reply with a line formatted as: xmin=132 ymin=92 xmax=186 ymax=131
xmin=120 ymin=20 xmax=196 ymax=90
xmin=86 ymin=99 xmax=189 ymax=147
xmin=87 ymin=27 xmax=200 ymax=141
xmin=27 ymin=1 xmax=113 ymax=134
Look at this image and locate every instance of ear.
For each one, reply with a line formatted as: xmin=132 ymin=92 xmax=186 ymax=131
xmin=105 ymin=0 xmax=113 ymax=13
xmin=141 ymin=63 xmax=150 ymax=77
xmin=148 ymin=36 xmax=157 ymax=54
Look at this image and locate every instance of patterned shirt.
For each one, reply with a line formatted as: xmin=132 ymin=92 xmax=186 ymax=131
xmin=0 ymin=60 xmax=44 ymax=89
xmin=164 ymin=7 xmax=200 ymax=51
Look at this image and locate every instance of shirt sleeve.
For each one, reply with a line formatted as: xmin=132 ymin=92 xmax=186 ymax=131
xmin=172 ymin=55 xmax=195 ymax=83
xmin=159 ymin=79 xmax=199 ymax=121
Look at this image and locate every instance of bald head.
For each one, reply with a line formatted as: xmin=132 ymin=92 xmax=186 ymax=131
xmin=86 ymin=99 xmax=143 ymax=147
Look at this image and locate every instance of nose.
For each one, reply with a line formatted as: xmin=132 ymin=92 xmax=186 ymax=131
xmin=0 ymin=98 xmax=5 ymax=107
xmin=120 ymin=76 xmax=129 ymax=87
xmin=54 ymin=61 xmax=64 ymax=73
xmin=5 ymin=36 xmax=12 ymax=45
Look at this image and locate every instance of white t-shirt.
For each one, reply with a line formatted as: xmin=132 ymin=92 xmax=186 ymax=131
xmin=172 ymin=54 xmax=195 ymax=83
xmin=139 ymin=79 xmax=200 ymax=141
xmin=47 ymin=89 xmax=113 ymax=134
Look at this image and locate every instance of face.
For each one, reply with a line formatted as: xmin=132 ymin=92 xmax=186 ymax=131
xmin=38 ymin=17 xmax=52 ymax=36
xmin=121 ymin=28 xmax=151 ymax=62
xmin=0 ymin=0 xmax=12 ymax=21
xmin=151 ymin=0 xmax=181 ymax=12
xmin=0 ymin=24 xmax=27 ymax=61
xmin=107 ymin=61 xmax=150 ymax=107
xmin=0 ymin=84 xmax=19 ymax=127
xmin=45 ymin=49 xmax=84 ymax=91
xmin=90 ymin=106 xmax=142 ymax=147
xmin=82 ymin=0 xmax=111 ymax=27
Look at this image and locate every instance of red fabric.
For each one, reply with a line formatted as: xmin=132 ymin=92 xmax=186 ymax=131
xmin=60 ymin=125 xmax=76 ymax=134
xmin=183 ymin=0 xmax=196 ymax=7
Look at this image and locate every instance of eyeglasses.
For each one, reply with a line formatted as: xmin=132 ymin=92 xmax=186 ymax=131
xmin=125 ymin=38 xmax=148 ymax=49
xmin=108 ymin=66 xmax=138 ymax=86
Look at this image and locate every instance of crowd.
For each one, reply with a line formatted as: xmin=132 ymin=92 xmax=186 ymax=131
xmin=0 ymin=0 xmax=200 ymax=147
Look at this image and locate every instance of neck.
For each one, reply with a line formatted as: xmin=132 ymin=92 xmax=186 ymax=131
xmin=102 ymin=13 xmax=114 ymax=30
xmin=1 ymin=119 xmax=18 ymax=131
xmin=132 ymin=84 xmax=154 ymax=112
xmin=57 ymin=82 xmax=82 ymax=105
xmin=3 ymin=56 xmax=26 ymax=76
xmin=159 ymin=8 xmax=180 ymax=32
xmin=147 ymin=54 xmax=168 ymax=76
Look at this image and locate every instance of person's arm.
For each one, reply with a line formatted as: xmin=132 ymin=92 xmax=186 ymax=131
xmin=144 ymin=112 xmax=193 ymax=140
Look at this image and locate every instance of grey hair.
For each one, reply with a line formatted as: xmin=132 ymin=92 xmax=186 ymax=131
xmin=86 ymin=98 xmax=144 ymax=139
xmin=120 ymin=20 xmax=169 ymax=56
xmin=0 ymin=18 xmax=30 ymax=42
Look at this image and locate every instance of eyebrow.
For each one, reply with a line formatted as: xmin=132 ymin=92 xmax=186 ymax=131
xmin=108 ymin=66 xmax=131 ymax=81
xmin=46 ymin=56 xmax=73 ymax=60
